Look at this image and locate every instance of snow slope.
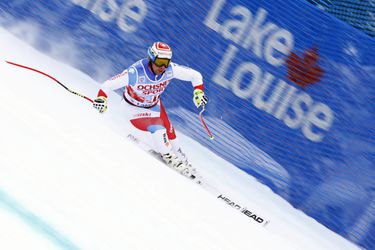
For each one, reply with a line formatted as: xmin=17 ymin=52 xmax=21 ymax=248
xmin=0 ymin=28 xmax=360 ymax=250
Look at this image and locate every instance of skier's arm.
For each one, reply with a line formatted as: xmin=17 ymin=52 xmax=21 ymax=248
xmin=93 ymin=70 xmax=130 ymax=113
xmin=172 ymin=63 xmax=203 ymax=88
xmin=98 ymin=70 xmax=130 ymax=98
xmin=172 ymin=63 xmax=207 ymax=108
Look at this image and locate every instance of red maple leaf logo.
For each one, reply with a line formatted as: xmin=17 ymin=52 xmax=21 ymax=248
xmin=286 ymin=47 xmax=324 ymax=88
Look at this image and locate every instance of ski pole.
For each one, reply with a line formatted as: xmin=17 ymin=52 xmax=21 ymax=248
xmin=199 ymin=105 xmax=214 ymax=140
xmin=6 ymin=60 xmax=214 ymax=139
xmin=5 ymin=61 xmax=93 ymax=103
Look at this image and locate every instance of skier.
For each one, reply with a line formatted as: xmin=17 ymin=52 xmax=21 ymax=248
xmin=93 ymin=42 xmax=208 ymax=179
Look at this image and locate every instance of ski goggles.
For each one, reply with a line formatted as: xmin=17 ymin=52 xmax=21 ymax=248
xmin=153 ymin=57 xmax=171 ymax=68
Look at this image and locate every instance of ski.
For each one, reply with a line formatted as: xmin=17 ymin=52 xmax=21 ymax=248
xmin=126 ymin=133 xmax=270 ymax=226
xmin=126 ymin=134 xmax=203 ymax=184
xmin=201 ymin=181 xmax=270 ymax=226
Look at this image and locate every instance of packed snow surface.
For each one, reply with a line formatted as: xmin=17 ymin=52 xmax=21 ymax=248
xmin=0 ymin=28 xmax=359 ymax=250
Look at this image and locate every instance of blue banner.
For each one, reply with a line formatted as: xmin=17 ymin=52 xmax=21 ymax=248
xmin=1 ymin=0 xmax=374 ymax=248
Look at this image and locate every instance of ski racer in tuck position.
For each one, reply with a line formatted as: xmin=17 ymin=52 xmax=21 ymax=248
xmin=93 ymin=42 xmax=208 ymax=180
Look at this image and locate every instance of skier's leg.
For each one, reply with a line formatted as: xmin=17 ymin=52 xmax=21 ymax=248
xmin=160 ymin=102 xmax=190 ymax=166
xmin=127 ymin=104 xmax=193 ymax=177
xmin=159 ymin=101 xmax=176 ymax=140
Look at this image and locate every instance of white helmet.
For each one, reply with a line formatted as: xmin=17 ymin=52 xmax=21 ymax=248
xmin=147 ymin=42 xmax=172 ymax=62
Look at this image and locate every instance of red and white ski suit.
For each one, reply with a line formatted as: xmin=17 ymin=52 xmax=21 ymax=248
xmin=96 ymin=58 xmax=204 ymax=154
